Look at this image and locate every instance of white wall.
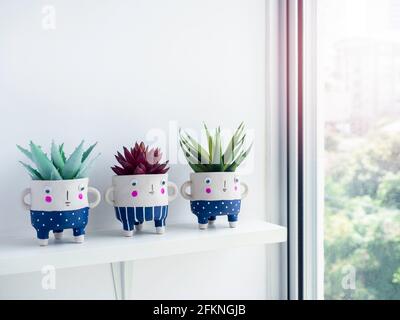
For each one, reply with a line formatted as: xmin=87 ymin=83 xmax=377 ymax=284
xmin=0 ymin=0 xmax=277 ymax=299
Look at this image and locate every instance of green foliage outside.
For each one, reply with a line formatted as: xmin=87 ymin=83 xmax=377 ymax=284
xmin=325 ymin=130 xmax=400 ymax=299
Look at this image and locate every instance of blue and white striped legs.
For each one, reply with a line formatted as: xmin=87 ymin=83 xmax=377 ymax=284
xmin=115 ymin=205 xmax=168 ymax=236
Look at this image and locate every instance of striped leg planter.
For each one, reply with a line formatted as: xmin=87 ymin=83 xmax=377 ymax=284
xmin=105 ymin=173 xmax=178 ymax=236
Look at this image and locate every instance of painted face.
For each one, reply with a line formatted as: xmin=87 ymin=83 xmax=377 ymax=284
xmin=112 ymin=174 xmax=169 ymax=207
xmin=30 ymin=178 xmax=90 ymax=211
xmin=189 ymin=173 xmax=242 ymax=201
xmin=202 ymin=175 xmax=240 ymax=195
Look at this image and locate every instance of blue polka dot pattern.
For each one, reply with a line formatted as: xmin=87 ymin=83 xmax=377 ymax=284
xmin=30 ymin=207 xmax=89 ymax=240
xmin=190 ymin=200 xmax=241 ymax=224
xmin=114 ymin=205 xmax=168 ymax=231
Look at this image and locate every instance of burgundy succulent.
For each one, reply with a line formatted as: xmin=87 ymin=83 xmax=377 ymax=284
xmin=111 ymin=142 xmax=169 ymax=175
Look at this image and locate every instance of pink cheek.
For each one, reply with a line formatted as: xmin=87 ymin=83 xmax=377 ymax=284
xmin=78 ymin=193 xmax=83 ymax=200
xmin=205 ymin=187 xmax=212 ymax=194
xmin=45 ymin=196 xmax=52 ymax=203
xmin=131 ymin=190 xmax=138 ymax=198
xmin=161 ymin=188 xmax=165 ymax=194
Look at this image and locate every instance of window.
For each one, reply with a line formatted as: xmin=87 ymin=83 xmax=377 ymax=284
xmin=315 ymin=0 xmax=400 ymax=299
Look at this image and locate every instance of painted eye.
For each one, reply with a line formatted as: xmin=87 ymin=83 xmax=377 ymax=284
xmin=78 ymin=184 xmax=85 ymax=192
xmin=234 ymin=177 xmax=239 ymax=184
xmin=131 ymin=179 xmax=138 ymax=187
xmin=161 ymin=180 xmax=166 ymax=186
xmin=44 ymin=186 xmax=51 ymax=194
xmin=204 ymin=177 xmax=212 ymax=184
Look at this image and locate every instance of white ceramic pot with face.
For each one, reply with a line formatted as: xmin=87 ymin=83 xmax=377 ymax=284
xmin=21 ymin=178 xmax=101 ymax=246
xmin=105 ymin=173 xmax=178 ymax=236
xmin=180 ymin=172 xmax=248 ymax=229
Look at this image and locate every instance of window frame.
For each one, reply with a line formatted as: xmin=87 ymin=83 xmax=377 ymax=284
xmin=283 ymin=0 xmax=324 ymax=300
xmin=302 ymin=0 xmax=324 ymax=300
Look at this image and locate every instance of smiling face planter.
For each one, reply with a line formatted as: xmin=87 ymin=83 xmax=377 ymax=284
xmin=105 ymin=174 xmax=178 ymax=236
xmin=180 ymin=172 xmax=248 ymax=229
xmin=21 ymin=178 xmax=101 ymax=246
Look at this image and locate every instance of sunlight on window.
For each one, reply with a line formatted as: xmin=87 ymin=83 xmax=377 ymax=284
xmin=319 ymin=0 xmax=400 ymax=299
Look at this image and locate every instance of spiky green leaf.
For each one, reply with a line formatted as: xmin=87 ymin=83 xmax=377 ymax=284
xmin=30 ymin=141 xmax=62 ymax=180
xmin=17 ymin=145 xmax=34 ymax=162
xmin=59 ymin=143 xmax=66 ymax=163
xmin=75 ymin=152 xmax=101 ymax=178
xmin=225 ymin=142 xmax=253 ymax=172
xmin=61 ymin=140 xmax=85 ymax=179
xmin=203 ymin=123 xmax=213 ymax=163
xmin=179 ymin=130 xmax=210 ymax=164
xmin=19 ymin=161 xmax=43 ymax=180
xmin=51 ymin=141 xmax=64 ymax=171
xmin=211 ymin=127 xmax=222 ymax=166
xmin=222 ymin=122 xmax=245 ymax=165
xmin=82 ymin=142 xmax=98 ymax=163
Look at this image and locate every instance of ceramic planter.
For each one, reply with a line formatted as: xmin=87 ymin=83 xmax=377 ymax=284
xmin=180 ymin=172 xmax=248 ymax=229
xmin=105 ymin=173 xmax=178 ymax=236
xmin=21 ymin=178 xmax=101 ymax=246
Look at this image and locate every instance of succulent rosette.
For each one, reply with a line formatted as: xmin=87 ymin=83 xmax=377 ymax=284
xmin=111 ymin=142 xmax=169 ymax=175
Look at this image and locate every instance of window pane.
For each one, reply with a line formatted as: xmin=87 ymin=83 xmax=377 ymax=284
xmin=318 ymin=0 xmax=400 ymax=299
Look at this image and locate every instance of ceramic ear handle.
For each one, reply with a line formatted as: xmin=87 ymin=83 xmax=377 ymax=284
xmin=240 ymin=182 xmax=249 ymax=199
xmin=88 ymin=187 xmax=101 ymax=208
xmin=104 ymin=186 xmax=115 ymax=206
xmin=180 ymin=181 xmax=193 ymax=200
xmin=21 ymin=188 xmax=31 ymax=211
xmin=167 ymin=182 xmax=178 ymax=202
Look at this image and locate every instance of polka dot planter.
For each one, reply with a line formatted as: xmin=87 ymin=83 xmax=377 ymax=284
xmin=21 ymin=178 xmax=101 ymax=246
xmin=105 ymin=173 xmax=178 ymax=236
xmin=180 ymin=172 xmax=249 ymax=229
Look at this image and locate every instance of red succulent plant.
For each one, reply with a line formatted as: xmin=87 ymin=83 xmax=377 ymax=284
xmin=111 ymin=142 xmax=169 ymax=175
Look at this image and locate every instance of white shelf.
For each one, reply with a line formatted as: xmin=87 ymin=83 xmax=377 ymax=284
xmin=0 ymin=220 xmax=286 ymax=276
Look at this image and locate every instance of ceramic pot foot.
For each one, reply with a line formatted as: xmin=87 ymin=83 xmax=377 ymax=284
xmin=74 ymin=235 xmax=85 ymax=243
xmin=135 ymin=224 xmax=144 ymax=231
xmin=123 ymin=230 xmax=134 ymax=237
xmin=229 ymin=221 xmax=238 ymax=228
xmin=54 ymin=232 xmax=63 ymax=240
xmin=199 ymin=223 xmax=208 ymax=230
xmin=38 ymin=239 xmax=48 ymax=246
xmin=208 ymin=220 xmax=215 ymax=226
xmin=156 ymin=226 xmax=165 ymax=234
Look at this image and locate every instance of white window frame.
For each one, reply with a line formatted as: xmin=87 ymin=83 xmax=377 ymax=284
xmin=280 ymin=0 xmax=324 ymax=300
xmin=303 ymin=0 xmax=324 ymax=300
xmin=265 ymin=0 xmax=290 ymax=300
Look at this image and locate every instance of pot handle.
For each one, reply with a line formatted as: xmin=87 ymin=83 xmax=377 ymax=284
xmin=167 ymin=182 xmax=178 ymax=202
xmin=105 ymin=186 xmax=115 ymax=206
xmin=240 ymin=182 xmax=249 ymax=199
xmin=21 ymin=188 xmax=31 ymax=211
xmin=88 ymin=187 xmax=101 ymax=209
xmin=180 ymin=180 xmax=193 ymax=200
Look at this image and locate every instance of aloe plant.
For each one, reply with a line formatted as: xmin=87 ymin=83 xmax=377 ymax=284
xmin=179 ymin=122 xmax=253 ymax=172
xmin=17 ymin=141 xmax=100 ymax=180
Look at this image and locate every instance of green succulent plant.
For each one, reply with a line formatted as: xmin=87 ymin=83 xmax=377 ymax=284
xmin=17 ymin=141 xmax=100 ymax=180
xmin=179 ymin=122 xmax=253 ymax=172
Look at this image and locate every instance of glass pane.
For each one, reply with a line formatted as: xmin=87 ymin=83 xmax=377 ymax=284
xmin=318 ymin=0 xmax=400 ymax=299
